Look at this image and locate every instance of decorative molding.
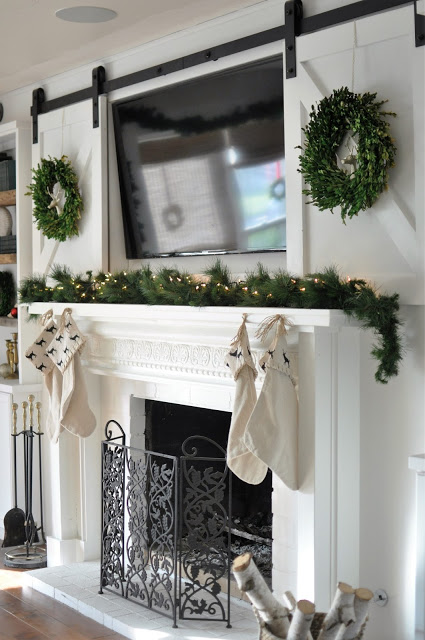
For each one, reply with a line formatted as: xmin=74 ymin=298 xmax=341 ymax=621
xmin=84 ymin=333 xmax=290 ymax=384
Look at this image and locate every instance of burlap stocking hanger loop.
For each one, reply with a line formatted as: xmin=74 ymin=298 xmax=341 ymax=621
xmin=255 ymin=314 xmax=292 ymax=342
xmin=57 ymin=307 xmax=73 ymax=332
xmin=39 ymin=308 xmax=54 ymax=326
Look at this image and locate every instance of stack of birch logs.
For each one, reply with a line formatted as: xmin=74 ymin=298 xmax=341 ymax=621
xmin=232 ymin=553 xmax=373 ymax=640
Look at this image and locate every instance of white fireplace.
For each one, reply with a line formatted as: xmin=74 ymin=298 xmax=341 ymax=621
xmin=28 ymin=301 xmax=362 ymax=611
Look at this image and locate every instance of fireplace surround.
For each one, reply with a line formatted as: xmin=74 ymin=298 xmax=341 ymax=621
xmin=144 ymin=398 xmax=273 ymax=571
xmin=28 ymin=301 xmax=362 ymax=612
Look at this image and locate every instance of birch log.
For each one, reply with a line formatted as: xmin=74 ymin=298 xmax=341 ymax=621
xmin=232 ymin=554 xmax=371 ymax=640
xmin=339 ymin=588 xmax=373 ymax=640
xmin=317 ymin=582 xmax=355 ymax=640
xmin=287 ymin=600 xmax=315 ymax=640
xmin=283 ymin=591 xmax=297 ymax=611
xmin=283 ymin=592 xmax=314 ymax=640
xmin=233 ymin=552 xmax=291 ymax=638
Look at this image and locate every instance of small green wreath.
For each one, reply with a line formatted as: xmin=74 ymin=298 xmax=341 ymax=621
xmin=26 ymin=155 xmax=83 ymax=242
xmin=270 ymin=177 xmax=285 ymax=201
xmin=298 ymin=87 xmax=396 ymax=222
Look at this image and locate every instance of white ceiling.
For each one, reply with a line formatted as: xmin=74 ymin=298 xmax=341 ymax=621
xmin=0 ymin=0 xmax=263 ymax=95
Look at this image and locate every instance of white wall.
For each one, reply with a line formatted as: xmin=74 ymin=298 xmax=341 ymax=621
xmin=1 ymin=1 xmax=424 ymax=638
xmin=359 ymin=306 xmax=425 ymax=639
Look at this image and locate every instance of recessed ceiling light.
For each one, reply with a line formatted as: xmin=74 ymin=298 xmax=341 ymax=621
xmin=55 ymin=6 xmax=117 ymax=23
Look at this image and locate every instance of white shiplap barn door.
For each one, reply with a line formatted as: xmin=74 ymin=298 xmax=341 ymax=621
xmin=284 ymin=6 xmax=424 ymax=304
xmin=31 ymin=97 xmax=107 ymax=565
xmin=32 ymin=97 xmax=108 ymax=275
xmin=283 ymin=2 xmax=424 ymax=614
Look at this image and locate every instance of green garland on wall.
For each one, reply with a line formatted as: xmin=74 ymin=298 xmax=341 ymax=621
xmin=19 ymin=262 xmax=402 ymax=384
xmin=298 ymin=87 xmax=397 ymax=222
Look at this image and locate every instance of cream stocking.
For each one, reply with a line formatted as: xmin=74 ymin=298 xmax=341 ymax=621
xmin=24 ymin=310 xmax=64 ymax=443
xmin=244 ymin=315 xmax=299 ymax=491
xmin=47 ymin=308 xmax=96 ymax=438
xmin=225 ymin=314 xmax=268 ymax=485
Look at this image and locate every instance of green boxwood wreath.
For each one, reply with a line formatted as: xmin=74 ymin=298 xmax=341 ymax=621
xmin=298 ymin=87 xmax=397 ymax=222
xmin=26 ymin=156 xmax=83 ymax=242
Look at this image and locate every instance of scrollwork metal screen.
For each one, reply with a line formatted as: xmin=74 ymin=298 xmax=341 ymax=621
xmin=100 ymin=423 xmax=231 ymax=628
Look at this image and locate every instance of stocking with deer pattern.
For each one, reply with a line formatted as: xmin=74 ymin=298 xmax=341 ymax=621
xmin=47 ymin=308 xmax=96 ymax=439
xmin=24 ymin=310 xmax=64 ymax=443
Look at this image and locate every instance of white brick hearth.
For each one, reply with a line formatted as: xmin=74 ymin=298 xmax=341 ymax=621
xmin=25 ymin=561 xmax=258 ymax=640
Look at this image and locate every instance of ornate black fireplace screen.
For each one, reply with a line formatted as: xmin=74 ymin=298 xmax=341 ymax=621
xmin=99 ymin=420 xmax=232 ymax=628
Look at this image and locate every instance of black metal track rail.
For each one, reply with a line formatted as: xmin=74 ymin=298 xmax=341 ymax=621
xmin=301 ymin=0 xmax=412 ymax=35
xmin=30 ymin=0 xmax=423 ymax=143
xmin=104 ymin=25 xmax=286 ymax=94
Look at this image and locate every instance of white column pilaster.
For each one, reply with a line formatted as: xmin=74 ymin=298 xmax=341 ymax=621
xmin=409 ymin=454 xmax=425 ymax=638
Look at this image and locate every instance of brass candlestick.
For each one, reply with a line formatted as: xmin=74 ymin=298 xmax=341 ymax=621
xmin=12 ymin=332 xmax=18 ymax=373
xmin=5 ymin=333 xmax=18 ymax=379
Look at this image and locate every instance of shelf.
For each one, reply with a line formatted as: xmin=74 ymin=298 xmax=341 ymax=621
xmin=0 ymin=190 xmax=16 ymax=207
xmin=0 ymin=380 xmax=42 ymax=394
xmin=0 ymin=253 xmax=16 ymax=264
xmin=0 ymin=317 xmax=17 ymax=328
xmin=27 ymin=302 xmax=360 ymax=330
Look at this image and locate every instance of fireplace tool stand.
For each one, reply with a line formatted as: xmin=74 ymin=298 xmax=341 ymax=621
xmin=4 ymin=396 xmax=47 ymax=568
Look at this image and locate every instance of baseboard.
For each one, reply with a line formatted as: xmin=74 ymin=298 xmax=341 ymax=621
xmin=46 ymin=536 xmax=85 ymax=567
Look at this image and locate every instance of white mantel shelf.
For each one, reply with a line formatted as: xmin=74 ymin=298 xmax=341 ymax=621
xmin=409 ymin=454 xmax=425 ymax=475
xmin=27 ymin=302 xmax=358 ymax=331
xmin=26 ymin=301 xmax=360 ymax=392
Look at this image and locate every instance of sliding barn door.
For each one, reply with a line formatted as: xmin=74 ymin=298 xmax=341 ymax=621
xmin=285 ymin=5 xmax=424 ymax=303
xmin=32 ymin=97 xmax=108 ymax=275
xmin=282 ymin=1 xmax=424 ymax=616
xmin=30 ymin=98 xmax=107 ymax=566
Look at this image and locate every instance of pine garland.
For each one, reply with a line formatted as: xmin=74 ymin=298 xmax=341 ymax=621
xmin=19 ymin=262 xmax=403 ymax=384
xmin=298 ymin=87 xmax=396 ymax=222
xmin=0 ymin=270 xmax=15 ymax=316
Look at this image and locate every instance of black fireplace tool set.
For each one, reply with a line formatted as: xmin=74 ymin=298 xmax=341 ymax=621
xmin=3 ymin=395 xmax=47 ymax=568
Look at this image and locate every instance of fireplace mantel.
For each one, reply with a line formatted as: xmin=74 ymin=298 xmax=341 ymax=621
xmin=28 ymin=302 xmax=359 ymax=387
xmin=27 ymin=302 xmax=355 ymax=330
xmin=27 ymin=301 xmax=361 ymax=611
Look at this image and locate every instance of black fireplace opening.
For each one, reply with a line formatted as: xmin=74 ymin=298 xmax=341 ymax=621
xmin=145 ymin=399 xmax=272 ymax=582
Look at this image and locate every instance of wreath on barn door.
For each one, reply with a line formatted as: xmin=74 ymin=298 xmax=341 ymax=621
xmin=26 ymin=156 xmax=83 ymax=242
xmin=298 ymin=87 xmax=397 ymax=222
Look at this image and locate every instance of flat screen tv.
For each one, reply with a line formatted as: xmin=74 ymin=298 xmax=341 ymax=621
xmin=113 ymin=56 xmax=285 ymax=259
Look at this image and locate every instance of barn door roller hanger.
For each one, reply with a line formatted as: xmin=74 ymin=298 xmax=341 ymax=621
xmin=285 ymin=0 xmax=425 ymax=79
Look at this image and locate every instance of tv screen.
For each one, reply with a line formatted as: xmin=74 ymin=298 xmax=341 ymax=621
xmin=113 ymin=56 xmax=285 ymax=259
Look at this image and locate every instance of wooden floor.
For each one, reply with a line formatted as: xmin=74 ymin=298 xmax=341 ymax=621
xmin=0 ymin=562 xmax=128 ymax=640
